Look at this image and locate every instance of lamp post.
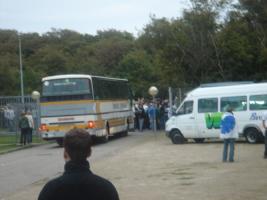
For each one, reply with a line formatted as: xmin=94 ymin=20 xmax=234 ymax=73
xmin=148 ymin=86 xmax=158 ymax=132
xmin=18 ymin=33 xmax=24 ymax=105
xmin=31 ymin=91 xmax=40 ymax=135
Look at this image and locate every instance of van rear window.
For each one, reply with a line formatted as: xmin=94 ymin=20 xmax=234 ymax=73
xmin=249 ymin=94 xmax=267 ymax=110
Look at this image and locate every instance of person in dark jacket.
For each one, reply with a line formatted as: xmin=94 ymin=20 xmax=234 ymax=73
xmin=136 ymin=103 xmax=146 ymax=132
xmin=18 ymin=112 xmax=30 ymax=145
xmin=38 ymin=128 xmax=119 ymax=200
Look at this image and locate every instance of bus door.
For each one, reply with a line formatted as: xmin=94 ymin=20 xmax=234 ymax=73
xmin=176 ymin=100 xmax=196 ymax=138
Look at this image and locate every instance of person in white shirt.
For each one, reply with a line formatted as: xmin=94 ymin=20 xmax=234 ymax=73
xmin=4 ymin=106 xmax=15 ymax=132
xmin=26 ymin=111 xmax=34 ymax=144
xmin=262 ymin=111 xmax=267 ymax=159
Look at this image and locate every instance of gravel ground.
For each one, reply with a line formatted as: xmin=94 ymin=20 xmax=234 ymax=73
xmin=3 ymin=131 xmax=267 ymax=200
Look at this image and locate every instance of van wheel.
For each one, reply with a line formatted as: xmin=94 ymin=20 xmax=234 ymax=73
xmin=170 ymin=130 xmax=185 ymax=144
xmin=194 ymin=138 xmax=205 ymax=143
xmin=245 ymin=128 xmax=260 ymax=144
xmin=56 ymin=139 xmax=63 ymax=147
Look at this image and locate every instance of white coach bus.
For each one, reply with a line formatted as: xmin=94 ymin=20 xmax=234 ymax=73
xmin=40 ymin=74 xmax=134 ymax=145
xmin=166 ymin=82 xmax=267 ymax=144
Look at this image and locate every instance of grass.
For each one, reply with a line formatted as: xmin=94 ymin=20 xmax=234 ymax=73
xmin=0 ymin=134 xmax=45 ymax=145
xmin=0 ymin=134 xmax=18 ymax=144
xmin=0 ymin=134 xmax=49 ymax=154
xmin=0 ymin=144 xmax=19 ymax=153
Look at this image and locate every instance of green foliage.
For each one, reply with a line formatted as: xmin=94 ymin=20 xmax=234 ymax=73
xmin=0 ymin=0 xmax=267 ymax=97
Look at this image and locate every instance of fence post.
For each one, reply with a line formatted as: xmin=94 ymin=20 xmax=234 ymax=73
xmin=168 ymin=87 xmax=173 ymax=117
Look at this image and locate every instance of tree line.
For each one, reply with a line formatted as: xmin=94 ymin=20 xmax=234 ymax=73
xmin=0 ymin=0 xmax=266 ymax=98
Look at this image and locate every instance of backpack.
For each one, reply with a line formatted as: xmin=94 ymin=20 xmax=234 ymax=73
xmin=19 ymin=116 xmax=30 ymax=129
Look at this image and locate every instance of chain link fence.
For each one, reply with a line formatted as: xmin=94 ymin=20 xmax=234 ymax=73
xmin=0 ymin=96 xmax=43 ymax=149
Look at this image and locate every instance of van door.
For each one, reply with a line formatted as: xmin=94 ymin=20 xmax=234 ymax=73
xmin=176 ymin=100 xmax=196 ymax=138
xmin=196 ymin=98 xmax=221 ymax=138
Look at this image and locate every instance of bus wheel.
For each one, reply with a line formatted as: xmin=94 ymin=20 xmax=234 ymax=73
xmin=100 ymin=127 xmax=109 ymax=143
xmin=245 ymin=128 xmax=260 ymax=144
xmin=121 ymin=122 xmax=129 ymax=137
xmin=121 ymin=131 xmax=128 ymax=137
xmin=100 ymin=135 xmax=108 ymax=143
xmin=194 ymin=138 xmax=205 ymax=143
xmin=170 ymin=130 xmax=185 ymax=144
xmin=56 ymin=138 xmax=63 ymax=147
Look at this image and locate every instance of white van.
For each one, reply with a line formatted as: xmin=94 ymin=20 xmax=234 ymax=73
xmin=165 ymin=82 xmax=267 ymax=144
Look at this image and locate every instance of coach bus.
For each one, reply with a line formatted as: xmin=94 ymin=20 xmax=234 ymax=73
xmin=40 ymin=74 xmax=134 ymax=145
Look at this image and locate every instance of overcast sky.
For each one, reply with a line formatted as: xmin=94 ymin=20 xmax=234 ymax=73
xmin=0 ymin=0 xmax=189 ymax=36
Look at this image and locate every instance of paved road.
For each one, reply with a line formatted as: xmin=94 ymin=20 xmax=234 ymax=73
xmin=0 ymin=131 xmax=148 ymax=197
xmin=2 ymin=132 xmax=267 ymax=200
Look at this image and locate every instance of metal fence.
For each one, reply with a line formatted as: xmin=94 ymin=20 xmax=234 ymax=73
xmin=169 ymin=87 xmax=194 ymax=107
xmin=0 ymin=96 xmax=42 ymax=145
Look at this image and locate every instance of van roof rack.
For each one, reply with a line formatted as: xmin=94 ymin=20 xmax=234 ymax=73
xmin=199 ymin=81 xmax=254 ymax=88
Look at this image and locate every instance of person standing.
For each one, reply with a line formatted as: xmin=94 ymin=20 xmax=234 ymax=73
xmin=148 ymin=103 xmax=156 ymax=130
xmin=4 ymin=106 xmax=15 ymax=132
xmin=262 ymin=111 xmax=267 ymax=159
xmin=159 ymin=103 xmax=166 ymax=130
xmin=38 ymin=128 xmax=119 ymax=200
xmin=137 ymin=103 xmax=146 ymax=132
xmin=26 ymin=111 xmax=34 ymax=144
xmin=133 ymin=102 xmax=139 ymax=131
xmin=143 ymin=101 xmax=149 ymax=129
xmin=18 ymin=112 xmax=30 ymax=145
xmin=220 ymin=106 xmax=238 ymax=162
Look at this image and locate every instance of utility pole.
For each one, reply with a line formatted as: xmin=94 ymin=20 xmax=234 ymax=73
xmin=18 ymin=33 xmax=24 ymax=104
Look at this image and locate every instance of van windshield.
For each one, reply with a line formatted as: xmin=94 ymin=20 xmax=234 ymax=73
xmin=177 ymin=101 xmax=193 ymax=115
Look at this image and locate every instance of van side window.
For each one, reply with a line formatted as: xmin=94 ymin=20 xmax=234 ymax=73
xmin=249 ymin=94 xmax=267 ymax=110
xmin=177 ymin=101 xmax=193 ymax=115
xmin=198 ymin=98 xmax=218 ymax=113
xmin=221 ymin=96 xmax=247 ymax=112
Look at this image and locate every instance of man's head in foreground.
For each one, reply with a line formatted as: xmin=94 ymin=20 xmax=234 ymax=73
xmin=63 ymin=128 xmax=92 ymax=162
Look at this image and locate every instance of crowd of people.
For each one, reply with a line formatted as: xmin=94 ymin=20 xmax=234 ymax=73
xmin=0 ymin=105 xmax=15 ymax=132
xmin=133 ymin=98 xmax=171 ymax=132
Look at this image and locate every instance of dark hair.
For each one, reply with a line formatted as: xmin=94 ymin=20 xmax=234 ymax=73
xmin=225 ymin=105 xmax=234 ymax=113
xmin=64 ymin=128 xmax=92 ymax=162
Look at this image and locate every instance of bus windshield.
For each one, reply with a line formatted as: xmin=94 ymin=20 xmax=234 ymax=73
xmin=42 ymin=78 xmax=92 ymax=96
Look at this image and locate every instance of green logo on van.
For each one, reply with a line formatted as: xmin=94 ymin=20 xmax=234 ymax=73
xmin=205 ymin=112 xmax=222 ymax=129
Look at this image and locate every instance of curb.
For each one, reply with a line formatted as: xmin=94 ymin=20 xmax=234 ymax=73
xmin=0 ymin=142 xmax=50 ymax=155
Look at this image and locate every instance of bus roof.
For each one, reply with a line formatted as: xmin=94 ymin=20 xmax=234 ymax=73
xmin=187 ymin=82 xmax=267 ymax=98
xmin=42 ymin=74 xmax=128 ymax=82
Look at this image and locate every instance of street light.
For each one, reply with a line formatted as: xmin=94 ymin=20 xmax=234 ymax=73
xmin=148 ymin=86 xmax=158 ymax=132
xmin=31 ymin=91 xmax=41 ymax=135
xmin=18 ymin=33 xmax=24 ymax=105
